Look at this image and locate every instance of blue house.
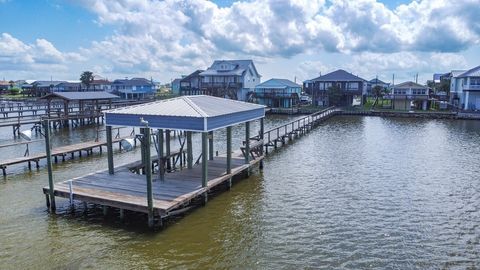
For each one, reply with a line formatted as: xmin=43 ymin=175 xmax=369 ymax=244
xmin=111 ymin=78 xmax=155 ymax=99
xmin=253 ymin=78 xmax=302 ymax=108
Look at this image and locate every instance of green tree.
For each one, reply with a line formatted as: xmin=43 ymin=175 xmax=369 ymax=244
xmin=438 ymin=79 xmax=450 ymax=94
xmin=327 ymin=84 xmax=343 ymax=106
xmin=372 ymin=85 xmax=385 ymax=98
xmin=80 ymin=71 xmax=94 ymax=91
xmin=8 ymin=80 xmax=14 ymax=89
xmin=31 ymin=82 xmax=39 ymax=97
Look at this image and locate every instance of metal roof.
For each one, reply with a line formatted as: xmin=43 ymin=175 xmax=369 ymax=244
xmin=112 ymin=78 xmax=154 ymax=86
xmin=199 ymin=60 xmax=261 ymax=77
xmin=40 ymin=91 xmax=120 ymax=101
xmin=392 ymin=81 xmax=428 ymax=89
xmin=311 ymin=69 xmax=367 ymax=82
xmin=105 ymin=95 xmax=265 ymax=132
xmin=255 ymin=78 xmax=302 ymax=89
xmin=458 ymin=65 xmax=480 ymax=78
xmin=369 ymin=78 xmax=389 ymax=85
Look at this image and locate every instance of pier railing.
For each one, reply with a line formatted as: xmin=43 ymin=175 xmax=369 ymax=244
xmin=248 ymin=106 xmax=338 ymax=155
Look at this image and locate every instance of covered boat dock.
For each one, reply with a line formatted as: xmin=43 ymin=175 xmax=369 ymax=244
xmin=43 ymin=95 xmax=266 ymax=228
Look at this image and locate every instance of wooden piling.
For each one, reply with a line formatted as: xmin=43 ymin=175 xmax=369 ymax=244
xmin=202 ymin=132 xmax=208 ymax=187
xmin=43 ymin=119 xmax=56 ymax=211
xmin=106 ymin=126 xmax=114 ymax=175
xmin=187 ymin=131 xmax=193 ymax=169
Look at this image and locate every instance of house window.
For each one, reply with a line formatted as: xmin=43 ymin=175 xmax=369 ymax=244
xmin=349 ymin=82 xmax=358 ymax=90
xmin=470 ymin=78 xmax=480 ymax=86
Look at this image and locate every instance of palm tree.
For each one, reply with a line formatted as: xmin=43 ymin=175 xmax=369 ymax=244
xmin=80 ymin=71 xmax=94 ymax=91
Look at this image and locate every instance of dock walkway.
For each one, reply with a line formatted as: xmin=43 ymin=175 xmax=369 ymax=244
xmin=0 ymin=137 xmax=127 ymax=175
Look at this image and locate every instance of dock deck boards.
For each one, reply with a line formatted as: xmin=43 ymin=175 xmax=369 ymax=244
xmin=43 ymin=154 xmax=262 ymax=215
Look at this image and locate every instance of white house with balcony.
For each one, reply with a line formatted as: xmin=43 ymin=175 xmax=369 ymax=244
xmin=388 ymin=81 xmax=429 ymax=110
xmin=199 ymin=60 xmax=261 ymax=101
xmin=450 ymin=66 xmax=480 ymax=110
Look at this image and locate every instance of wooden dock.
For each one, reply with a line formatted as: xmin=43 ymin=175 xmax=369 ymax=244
xmin=43 ymin=153 xmax=262 ymax=222
xmin=0 ymin=137 xmax=129 ymax=176
xmin=249 ymin=107 xmax=338 ymax=154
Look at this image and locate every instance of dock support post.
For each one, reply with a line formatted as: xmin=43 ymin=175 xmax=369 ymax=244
xmin=143 ymin=125 xmax=154 ymax=228
xmin=106 ymin=126 xmax=114 ymax=175
xmin=260 ymin=118 xmax=264 ymax=170
xmin=245 ymin=121 xmax=250 ymax=164
xmin=226 ymin=126 xmax=232 ymax=174
xmin=165 ymin=129 xmax=171 ymax=171
xmin=187 ymin=131 xmax=193 ymax=169
xmin=202 ymin=132 xmax=208 ymax=188
xmin=43 ymin=119 xmax=56 ymax=212
xmin=157 ymin=129 xmax=164 ymax=181
xmin=208 ymin=131 xmax=214 ymax=160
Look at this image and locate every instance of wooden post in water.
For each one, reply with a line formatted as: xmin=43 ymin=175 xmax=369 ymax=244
xmin=106 ymin=125 xmax=114 ymax=175
xmin=43 ymin=119 xmax=56 ymax=211
xmin=187 ymin=131 xmax=193 ymax=169
xmin=208 ymin=131 xmax=214 ymax=160
xmin=157 ymin=129 xmax=164 ymax=181
xmin=142 ymin=122 xmax=154 ymax=228
xmin=259 ymin=118 xmax=264 ymax=169
xmin=226 ymin=126 xmax=232 ymax=174
xmin=245 ymin=121 xmax=250 ymax=165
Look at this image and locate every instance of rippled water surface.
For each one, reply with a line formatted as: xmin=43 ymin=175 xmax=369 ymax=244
xmin=1 ymin=115 xmax=480 ymax=269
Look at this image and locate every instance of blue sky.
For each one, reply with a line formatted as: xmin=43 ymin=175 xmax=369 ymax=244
xmin=0 ymin=0 xmax=478 ymax=84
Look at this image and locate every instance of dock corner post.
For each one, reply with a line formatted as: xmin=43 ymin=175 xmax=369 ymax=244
xmin=186 ymin=131 xmax=193 ymax=169
xmin=208 ymin=131 xmax=214 ymax=161
xmin=106 ymin=125 xmax=114 ymax=175
xmin=144 ymin=125 xmax=154 ymax=228
xmin=226 ymin=126 xmax=232 ymax=175
xmin=245 ymin=121 xmax=250 ymax=165
xmin=202 ymin=132 xmax=208 ymax=188
xmin=42 ymin=119 xmax=56 ymax=212
xmin=259 ymin=117 xmax=265 ymax=170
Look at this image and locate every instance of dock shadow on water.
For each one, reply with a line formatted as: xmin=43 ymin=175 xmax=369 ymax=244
xmin=1 ymin=115 xmax=480 ymax=269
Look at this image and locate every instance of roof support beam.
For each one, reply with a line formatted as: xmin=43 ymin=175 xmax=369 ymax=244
xmin=245 ymin=121 xmax=250 ymax=165
xmin=202 ymin=132 xmax=208 ymax=188
xmin=187 ymin=131 xmax=193 ymax=169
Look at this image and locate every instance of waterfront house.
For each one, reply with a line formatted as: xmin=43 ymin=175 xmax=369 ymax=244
xmin=386 ymin=81 xmax=429 ymax=110
xmin=30 ymin=81 xmax=67 ymax=96
xmin=91 ymin=77 xmax=112 ymax=92
xmin=198 ymin=60 xmax=261 ymax=101
xmin=303 ymin=69 xmax=367 ymax=106
xmin=53 ymin=82 xmax=82 ymax=92
xmin=253 ymin=78 xmax=302 ymax=108
xmin=447 ymin=65 xmax=480 ymax=110
xmin=111 ymin=78 xmax=155 ymax=99
xmin=442 ymin=70 xmax=466 ymax=107
xmin=0 ymin=81 xmax=10 ymax=93
xmin=171 ymin=78 xmax=182 ymax=95
xmin=179 ymin=70 xmax=203 ymax=96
